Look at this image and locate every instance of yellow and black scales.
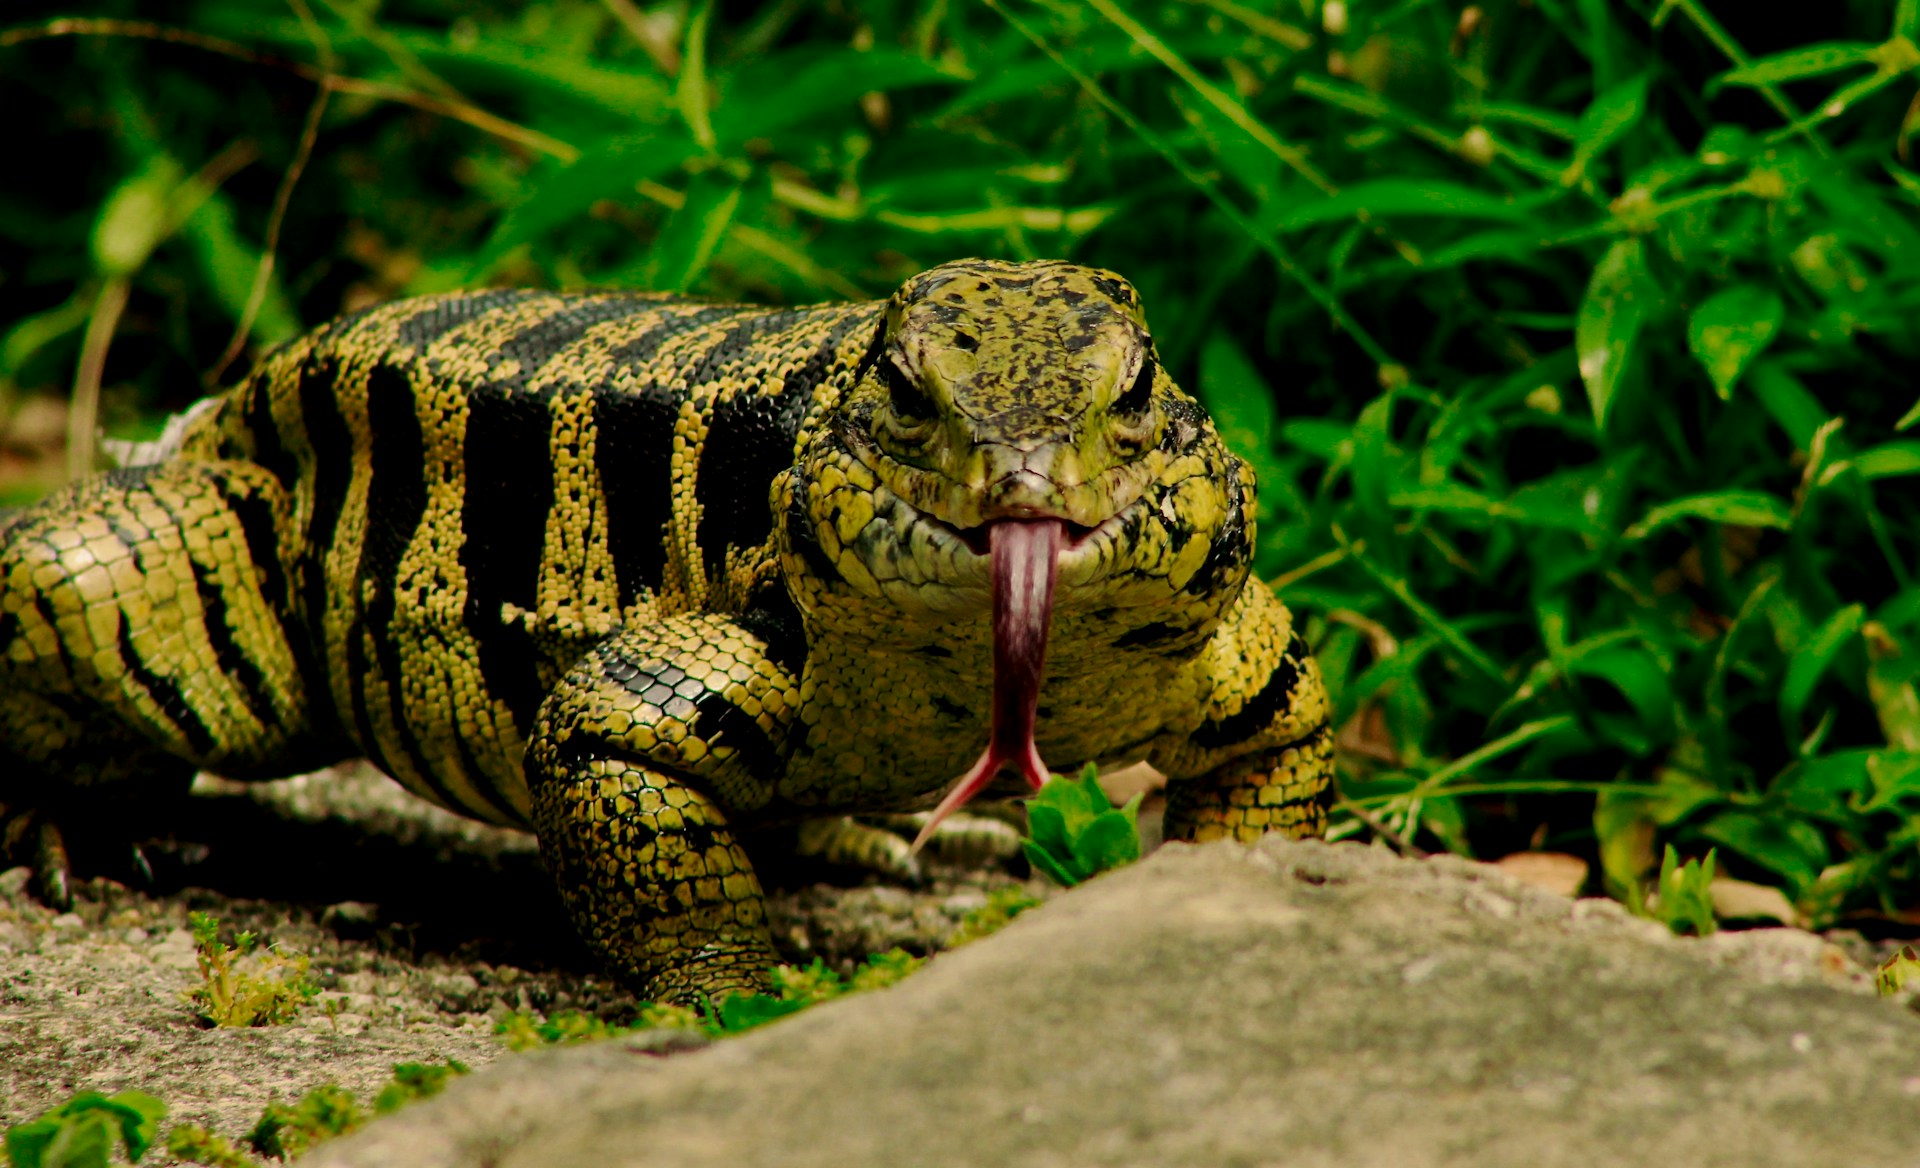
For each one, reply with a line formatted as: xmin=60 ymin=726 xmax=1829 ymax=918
xmin=0 ymin=259 xmax=1331 ymax=1001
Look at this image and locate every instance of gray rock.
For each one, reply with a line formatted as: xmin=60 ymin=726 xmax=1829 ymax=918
xmin=307 ymin=838 xmax=1920 ymax=1168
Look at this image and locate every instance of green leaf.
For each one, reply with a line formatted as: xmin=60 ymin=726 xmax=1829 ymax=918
xmin=1852 ymin=442 xmax=1920 ymax=479
xmin=1715 ymin=42 xmax=1877 ymax=88
xmin=1686 ymin=285 xmax=1783 ymax=399
xmin=1021 ymin=840 xmax=1085 ymax=887
xmin=1781 ymin=604 xmax=1866 ymax=731
xmin=1654 ymin=845 xmax=1717 ymax=937
xmin=1576 ymin=238 xmax=1654 ymax=427
xmin=1699 ymin=810 xmax=1829 ymax=893
xmin=1198 ymin=331 xmax=1286 ymax=519
xmin=644 ymin=170 xmax=743 ymax=292
xmin=1073 ymin=812 xmax=1143 ymax=872
xmin=1625 ymin=490 xmax=1791 ymax=539
xmin=1269 ymin=180 xmax=1536 ymax=234
xmin=1024 ymin=803 xmax=1071 ymax=857
xmin=471 ymin=134 xmax=703 ymax=275
xmin=715 ymin=48 xmax=965 ymax=145
xmin=1567 ymin=72 xmax=1651 ymax=181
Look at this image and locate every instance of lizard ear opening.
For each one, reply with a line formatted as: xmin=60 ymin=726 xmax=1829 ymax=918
xmin=1111 ymin=356 xmax=1154 ymax=417
xmin=881 ymin=359 xmax=936 ymax=421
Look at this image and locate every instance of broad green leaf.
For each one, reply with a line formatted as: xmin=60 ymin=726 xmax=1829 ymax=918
xmin=1022 ymin=841 xmax=1085 ymax=887
xmin=1575 ymin=238 xmax=1653 ymax=427
xmin=1565 ymin=645 xmax=1674 ymax=755
xmin=1567 ymin=72 xmax=1650 ymax=182
xmin=1198 ymin=331 xmax=1286 ymax=519
xmin=1024 ymin=803 xmax=1071 ymax=856
xmin=714 ymin=992 xmax=806 ymax=1033
xmin=1781 ymin=604 xmax=1866 ymax=731
xmin=471 ymin=134 xmax=702 ymax=274
xmin=1625 ymin=489 xmax=1791 ymax=539
xmin=1073 ymin=813 xmax=1142 ymax=873
xmin=675 ymin=0 xmax=717 ymax=149
xmin=1686 ymin=285 xmax=1783 ymax=399
xmin=1747 ymin=360 xmax=1832 ymax=449
xmin=1857 ymin=751 xmax=1920 ymax=812
xmin=1269 ymin=181 xmax=1536 ymax=234
xmin=1851 ymin=441 xmax=1920 ymax=478
xmin=644 ymin=170 xmax=743 ymax=292
xmin=1698 ymin=810 xmax=1829 ymax=893
xmin=714 ymin=48 xmax=965 ymax=145
xmin=1716 ymin=42 xmax=1877 ymax=88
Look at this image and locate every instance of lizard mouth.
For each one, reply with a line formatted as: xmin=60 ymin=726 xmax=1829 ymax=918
xmin=912 ymin=517 xmax=1066 ymax=852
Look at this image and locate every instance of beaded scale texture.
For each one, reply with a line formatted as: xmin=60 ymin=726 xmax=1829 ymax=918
xmin=0 ymin=258 xmax=1331 ymax=1002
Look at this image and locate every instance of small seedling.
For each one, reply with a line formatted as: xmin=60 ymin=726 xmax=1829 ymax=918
xmin=4 ymin=1091 xmax=165 ymax=1168
xmin=1021 ymin=764 xmax=1144 ymax=887
xmin=181 ymin=913 xmax=318 ymax=1028
xmin=371 ymin=1061 xmax=470 ymax=1115
xmin=1652 ymin=846 xmax=1718 ymax=937
xmin=163 ymin=1126 xmax=260 ymax=1168
xmin=244 ymin=1085 xmax=360 ymax=1160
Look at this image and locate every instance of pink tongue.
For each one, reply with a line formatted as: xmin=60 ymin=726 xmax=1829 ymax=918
xmin=911 ymin=518 xmax=1064 ymax=852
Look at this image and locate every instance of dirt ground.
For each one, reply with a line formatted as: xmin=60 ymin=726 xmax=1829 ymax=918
xmin=0 ymin=763 xmax=1049 ymax=1154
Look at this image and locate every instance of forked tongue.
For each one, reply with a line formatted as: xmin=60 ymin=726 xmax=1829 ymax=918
xmin=911 ymin=518 xmax=1064 ymax=853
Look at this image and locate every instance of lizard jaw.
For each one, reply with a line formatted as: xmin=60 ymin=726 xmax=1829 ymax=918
xmin=911 ymin=517 xmax=1064 ymax=853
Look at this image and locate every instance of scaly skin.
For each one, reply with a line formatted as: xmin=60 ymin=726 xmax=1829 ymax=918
xmin=0 ymin=259 xmax=1331 ymax=1002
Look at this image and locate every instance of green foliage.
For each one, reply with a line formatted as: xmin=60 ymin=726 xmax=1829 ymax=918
xmin=163 ymin=1126 xmax=259 ymax=1168
xmin=180 ymin=913 xmax=318 ymax=1028
xmin=948 ymin=886 xmax=1044 ymax=946
xmin=4 ymin=1091 xmax=165 ymax=1168
xmin=4 ymin=0 xmax=1920 ymax=920
xmin=371 ymin=1061 xmax=471 ymax=1116
xmin=1652 ymin=845 xmax=1719 ymax=937
xmin=1021 ymin=765 xmax=1144 ymax=887
xmin=496 ymin=950 xmax=928 ymax=1049
xmin=244 ymin=1085 xmax=360 ymax=1161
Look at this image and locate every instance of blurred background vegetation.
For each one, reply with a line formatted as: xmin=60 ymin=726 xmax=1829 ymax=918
xmin=3 ymin=0 xmax=1919 ymax=930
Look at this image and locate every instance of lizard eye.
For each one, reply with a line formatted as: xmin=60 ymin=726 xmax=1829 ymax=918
xmin=1112 ymin=357 xmax=1154 ymax=417
xmin=881 ymin=360 xmax=936 ymax=421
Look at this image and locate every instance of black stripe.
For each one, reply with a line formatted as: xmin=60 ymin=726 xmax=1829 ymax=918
xmin=691 ymin=691 xmax=782 ymax=785
xmin=598 ymin=395 xmax=685 ymax=611
xmin=453 ymin=725 xmax=527 ymax=824
xmin=243 ymin=380 xmax=300 ymax=492
xmin=219 ymin=472 xmax=336 ymax=741
xmin=117 ymin=620 xmax=217 ymax=759
xmin=491 ymin=295 xmax=660 ymax=385
xmin=693 ymin=310 xmax=873 ymax=588
xmin=142 ymin=483 xmax=280 ymax=735
xmin=296 ymin=352 xmax=353 ymax=659
xmin=459 ymin=386 xmax=554 ymax=738
xmin=1190 ymin=640 xmax=1306 ymax=750
xmin=355 ymin=363 xmax=463 ymax=811
xmin=395 ymin=289 xmax=539 ymax=353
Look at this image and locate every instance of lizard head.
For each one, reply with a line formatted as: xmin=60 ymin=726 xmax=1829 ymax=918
xmin=777 ymin=258 xmax=1255 ymax=835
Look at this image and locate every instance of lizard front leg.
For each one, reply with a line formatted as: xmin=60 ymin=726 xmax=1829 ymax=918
xmin=526 ymin=614 xmax=798 ymax=1004
xmin=1157 ymin=581 xmax=1334 ymax=843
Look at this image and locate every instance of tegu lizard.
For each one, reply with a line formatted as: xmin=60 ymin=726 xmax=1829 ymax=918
xmin=0 ymin=258 xmax=1332 ymax=1002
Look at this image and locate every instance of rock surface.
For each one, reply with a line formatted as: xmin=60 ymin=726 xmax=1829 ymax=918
xmin=306 ymin=838 xmax=1920 ymax=1168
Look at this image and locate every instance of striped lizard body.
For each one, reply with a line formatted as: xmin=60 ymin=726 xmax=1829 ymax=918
xmin=0 ymin=259 xmax=1331 ymax=1002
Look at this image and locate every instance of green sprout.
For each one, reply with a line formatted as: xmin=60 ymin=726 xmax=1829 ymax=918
xmin=180 ymin=913 xmax=318 ymax=1028
xmin=1021 ymin=764 xmax=1144 ymax=887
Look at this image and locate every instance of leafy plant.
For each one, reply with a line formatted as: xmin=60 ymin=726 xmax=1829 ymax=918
xmin=180 ymin=912 xmax=318 ymax=1028
xmin=1021 ymin=765 xmax=1144 ymax=887
xmin=4 ymin=1091 xmax=165 ymax=1168
xmin=1650 ymin=845 xmax=1718 ymax=937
